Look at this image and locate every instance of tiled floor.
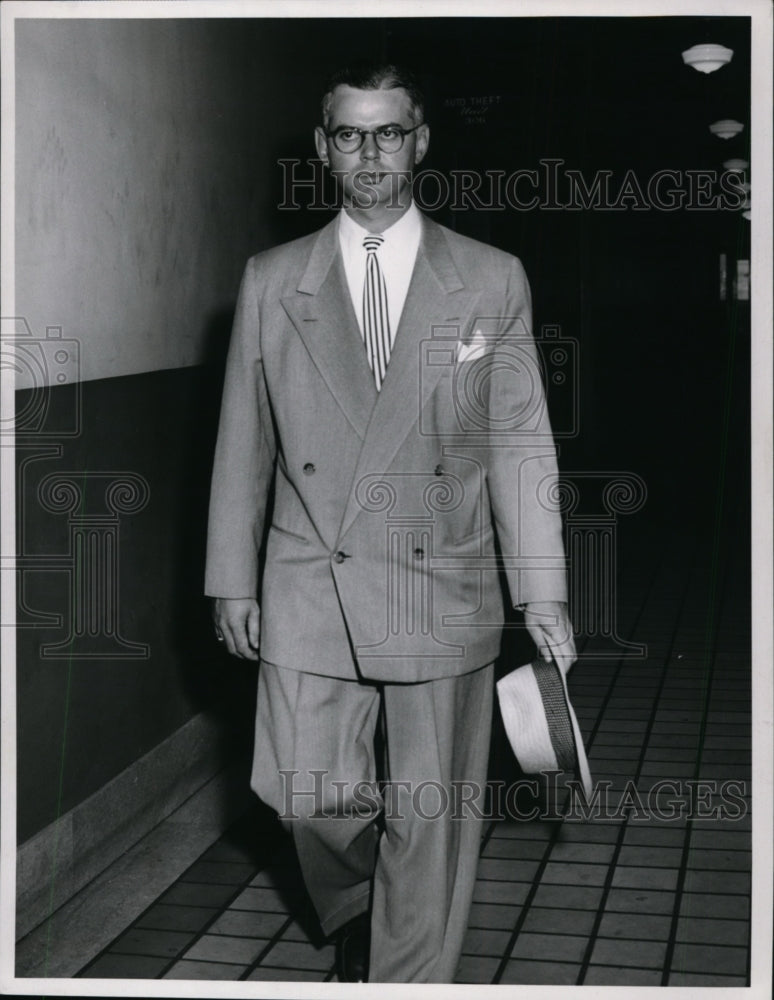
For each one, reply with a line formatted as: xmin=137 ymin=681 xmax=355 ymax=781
xmin=70 ymin=493 xmax=753 ymax=985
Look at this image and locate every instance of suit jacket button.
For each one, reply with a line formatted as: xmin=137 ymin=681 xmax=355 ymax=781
xmin=303 ymin=462 xmax=316 ymax=474
xmin=434 ymin=464 xmax=444 ymax=476
xmin=333 ymin=551 xmax=348 ymax=564
xmin=413 ymin=548 xmax=425 ymax=559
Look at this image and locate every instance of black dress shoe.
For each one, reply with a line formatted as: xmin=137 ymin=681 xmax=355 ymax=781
xmin=335 ymin=912 xmax=370 ymax=982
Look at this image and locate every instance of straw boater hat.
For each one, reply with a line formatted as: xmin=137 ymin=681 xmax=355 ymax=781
xmin=496 ymin=659 xmax=593 ymax=798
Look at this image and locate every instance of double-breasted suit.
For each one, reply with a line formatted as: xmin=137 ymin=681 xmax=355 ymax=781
xmin=205 ymin=210 xmax=568 ymax=981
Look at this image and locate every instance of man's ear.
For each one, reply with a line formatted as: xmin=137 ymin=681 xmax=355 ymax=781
xmin=414 ymin=123 xmax=430 ymax=166
xmin=314 ymin=126 xmax=329 ymax=164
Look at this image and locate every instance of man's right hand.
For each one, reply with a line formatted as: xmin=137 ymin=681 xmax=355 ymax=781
xmin=212 ymin=597 xmax=260 ymax=661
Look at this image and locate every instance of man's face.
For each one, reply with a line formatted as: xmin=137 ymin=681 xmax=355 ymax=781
xmin=315 ymin=84 xmax=429 ymax=212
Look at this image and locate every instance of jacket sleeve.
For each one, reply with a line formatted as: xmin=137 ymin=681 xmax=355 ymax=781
xmin=204 ymin=258 xmax=277 ymax=598
xmin=485 ymin=256 xmax=568 ymax=607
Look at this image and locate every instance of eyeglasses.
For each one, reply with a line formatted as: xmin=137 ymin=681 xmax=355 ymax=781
xmin=324 ymin=123 xmax=423 ymax=154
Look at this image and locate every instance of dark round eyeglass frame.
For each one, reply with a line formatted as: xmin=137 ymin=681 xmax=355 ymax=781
xmin=324 ymin=123 xmax=423 ymax=153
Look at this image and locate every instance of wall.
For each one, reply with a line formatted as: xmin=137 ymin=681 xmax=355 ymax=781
xmin=13 ymin=14 xmax=750 ymax=848
xmin=14 ymin=18 xmax=263 ymax=844
xmin=15 ymin=18 xmax=258 ymax=386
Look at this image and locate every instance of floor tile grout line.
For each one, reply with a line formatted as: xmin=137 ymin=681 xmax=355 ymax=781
xmin=162 ymin=838 xmax=315 ymax=981
xmin=136 ymin=900 xmax=241 ymax=912
xmin=580 ymin=935 xmax=749 ymax=951
xmin=76 ymin=816 xmax=281 ymax=978
xmin=478 ymin=819 xmax=499 ymax=854
xmin=491 ymin=528 xmax=702 ymax=987
xmin=249 ymin=962 xmax=332 ymax=971
xmin=153 ymin=860 xmax=286 ymax=980
xmin=574 ymin=532 xmax=706 ymax=986
xmin=236 ymin=914 xmax=304 ymax=981
xmin=660 ymin=494 xmax=750 ymax=987
xmin=72 ymin=508 xmax=750 ymax=985
xmin=472 ymin=902 xmax=604 ymax=914
xmin=107 ymin=949 xmax=254 ymax=964
xmin=168 ymin=879 xmax=272 ymax=889
xmin=723 ymin=493 xmax=754 ymax=1000
xmin=472 ymin=955 xmax=747 ymax=974
xmin=20 ymin=768 xmax=262 ymax=958
xmin=154 ymin=956 xmax=248 ymax=967
xmin=134 ymin=925 xmax=317 ymax=940
xmin=468 ymin=605 xmax=601 ymax=983
xmin=469 ymin=922 xmax=749 ymax=940
xmin=226 ymin=904 xmax=322 ymax=913
xmin=189 ymin=858 xmax=264 ymax=867
xmin=580 ymin=545 xmax=668 ymax=757
xmin=488 ymin=823 xmax=568 ymax=984
xmin=469 ymin=613 xmax=596 ymax=981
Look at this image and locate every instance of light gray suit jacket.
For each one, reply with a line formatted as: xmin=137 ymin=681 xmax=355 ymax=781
xmin=205 ymin=212 xmax=567 ymax=682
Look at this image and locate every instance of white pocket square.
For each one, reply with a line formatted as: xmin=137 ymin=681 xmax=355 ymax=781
xmin=456 ymin=329 xmax=490 ymax=364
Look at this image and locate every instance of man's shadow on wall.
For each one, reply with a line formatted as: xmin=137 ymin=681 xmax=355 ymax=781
xmin=167 ymin=305 xmax=266 ymax=823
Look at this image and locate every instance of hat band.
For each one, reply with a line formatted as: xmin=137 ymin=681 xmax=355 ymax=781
xmin=532 ymin=659 xmax=577 ymax=772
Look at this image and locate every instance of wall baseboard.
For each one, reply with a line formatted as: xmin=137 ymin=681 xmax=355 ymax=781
xmin=15 ymin=760 xmax=253 ymax=978
xmin=16 ymin=710 xmax=250 ymax=941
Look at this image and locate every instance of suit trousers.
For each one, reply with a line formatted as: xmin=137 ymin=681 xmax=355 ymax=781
xmin=251 ymin=658 xmax=494 ymax=983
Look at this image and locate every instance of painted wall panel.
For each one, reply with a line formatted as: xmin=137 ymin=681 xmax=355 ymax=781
xmin=15 ymin=19 xmax=257 ymax=386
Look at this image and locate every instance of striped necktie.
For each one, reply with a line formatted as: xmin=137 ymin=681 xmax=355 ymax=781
xmin=362 ymin=234 xmax=391 ymax=391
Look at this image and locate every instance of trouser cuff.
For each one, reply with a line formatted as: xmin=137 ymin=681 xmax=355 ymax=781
xmin=320 ymin=888 xmax=372 ymax=938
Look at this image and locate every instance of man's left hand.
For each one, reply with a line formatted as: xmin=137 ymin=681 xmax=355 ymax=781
xmin=523 ymin=601 xmax=576 ymax=675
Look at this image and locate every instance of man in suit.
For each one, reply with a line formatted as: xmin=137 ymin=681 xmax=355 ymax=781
xmin=206 ymin=62 xmax=575 ymax=983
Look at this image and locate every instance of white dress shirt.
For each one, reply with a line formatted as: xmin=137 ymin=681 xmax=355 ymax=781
xmin=338 ymin=201 xmax=422 ymax=348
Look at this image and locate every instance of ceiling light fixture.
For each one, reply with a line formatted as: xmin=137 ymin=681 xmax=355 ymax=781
xmin=723 ymin=158 xmax=749 ymax=172
xmin=709 ymin=119 xmax=744 ymax=139
xmin=682 ymin=44 xmax=734 ymax=74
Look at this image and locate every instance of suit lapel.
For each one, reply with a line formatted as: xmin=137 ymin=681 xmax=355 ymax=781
xmin=339 ymin=218 xmax=480 ymax=537
xmin=281 ymin=219 xmax=376 ymax=440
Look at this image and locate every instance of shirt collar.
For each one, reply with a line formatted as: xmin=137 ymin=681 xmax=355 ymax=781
xmin=338 ymin=201 xmax=422 ymax=256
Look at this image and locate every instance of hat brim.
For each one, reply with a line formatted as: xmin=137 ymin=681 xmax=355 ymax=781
xmin=496 ymin=660 xmax=593 ymax=799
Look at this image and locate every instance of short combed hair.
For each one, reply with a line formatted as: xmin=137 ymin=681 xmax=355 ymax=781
xmin=321 ymin=62 xmax=425 ymax=127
